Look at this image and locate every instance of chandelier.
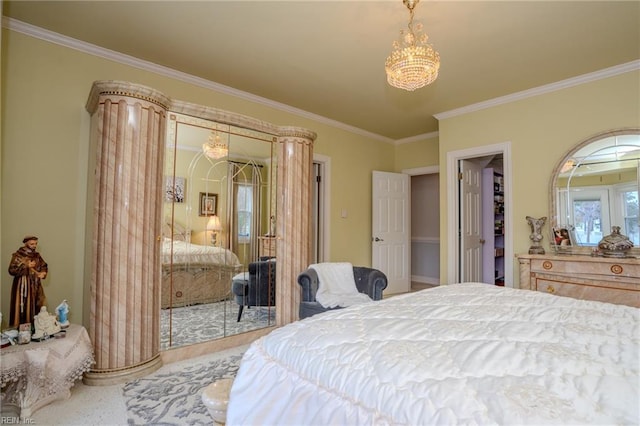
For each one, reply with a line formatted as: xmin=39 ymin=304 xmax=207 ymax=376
xmin=202 ymin=132 xmax=228 ymax=159
xmin=385 ymin=0 xmax=440 ymax=91
xmin=560 ymin=158 xmax=576 ymax=173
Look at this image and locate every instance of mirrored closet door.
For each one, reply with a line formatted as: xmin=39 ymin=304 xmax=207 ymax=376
xmin=162 ymin=112 xmax=277 ymax=349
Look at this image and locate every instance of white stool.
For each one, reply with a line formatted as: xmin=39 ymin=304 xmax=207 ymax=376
xmin=201 ymin=378 xmax=234 ymax=425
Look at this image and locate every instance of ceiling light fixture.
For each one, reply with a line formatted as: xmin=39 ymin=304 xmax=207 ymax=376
xmin=560 ymin=158 xmax=576 ymax=173
xmin=202 ymin=132 xmax=228 ymax=159
xmin=385 ymin=0 xmax=440 ymax=91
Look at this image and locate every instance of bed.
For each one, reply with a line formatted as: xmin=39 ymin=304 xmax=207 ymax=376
xmin=161 ymin=222 xmax=242 ymax=308
xmin=227 ymin=282 xmax=639 ymax=425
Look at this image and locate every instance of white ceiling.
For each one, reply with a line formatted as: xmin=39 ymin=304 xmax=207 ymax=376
xmin=3 ymin=1 xmax=639 ymax=142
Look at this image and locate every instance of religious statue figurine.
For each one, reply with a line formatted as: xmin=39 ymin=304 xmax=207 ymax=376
xmin=526 ymin=216 xmax=547 ymax=255
xmin=8 ymin=235 xmax=48 ymax=327
xmin=56 ymin=299 xmax=70 ymax=328
xmin=32 ymin=306 xmax=61 ymax=340
xmin=269 ymin=215 xmax=276 ymax=237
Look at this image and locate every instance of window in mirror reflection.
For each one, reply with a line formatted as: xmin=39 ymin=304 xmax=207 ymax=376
xmin=621 ymin=187 xmax=639 ymax=244
xmin=237 ymin=184 xmax=253 ymax=244
xmin=572 ymin=199 xmax=603 ymax=245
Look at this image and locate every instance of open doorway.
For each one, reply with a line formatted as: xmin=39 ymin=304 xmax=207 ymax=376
xmin=446 ymin=142 xmax=513 ymax=286
xmin=404 ymin=166 xmax=440 ymax=289
xmin=312 ymin=154 xmax=330 ymax=263
xmin=458 ymin=154 xmax=504 ymax=284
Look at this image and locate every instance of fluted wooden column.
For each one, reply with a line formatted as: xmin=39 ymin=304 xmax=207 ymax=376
xmin=84 ymin=81 xmax=169 ymax=385
xmin=275 ymin=127 xmax=316 ymax=325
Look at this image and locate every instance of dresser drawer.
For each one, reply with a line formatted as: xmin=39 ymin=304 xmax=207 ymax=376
xmin=517 ymin=254 xmax=640 ymax=306
xmin=534 ymin=277 xmax=640 ymax=307
xmin=530 ymin=258 xmax=639 ymax=279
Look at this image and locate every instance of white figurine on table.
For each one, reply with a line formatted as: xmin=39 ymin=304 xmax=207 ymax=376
xmin=32 ymin=306 xmax=61 ymax=339
xmin=56 ymin=299 xmax=70 ymax=328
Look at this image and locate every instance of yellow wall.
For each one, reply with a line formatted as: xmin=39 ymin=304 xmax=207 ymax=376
xmin=317 ymin=132 xmax=395 ymax=261
xmin=436 ymin=71 xmax=640 ymax=285
xmin=0 ymin=30 xmax=394 ymax=328
xmin=394 ymin=134 xmax=439 ymax=171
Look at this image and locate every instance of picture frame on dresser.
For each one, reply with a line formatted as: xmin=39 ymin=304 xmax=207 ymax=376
xmin=551 ymin=225 xmax=576 ymax=251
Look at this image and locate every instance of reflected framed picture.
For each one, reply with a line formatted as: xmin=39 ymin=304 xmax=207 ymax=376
xmin=551 ymin=225 xmax=576 ymax=249
xmin=165 ymin=176 xmax=186 ymax=203
xmin=199 ymin=192 xmax=218 ymax=216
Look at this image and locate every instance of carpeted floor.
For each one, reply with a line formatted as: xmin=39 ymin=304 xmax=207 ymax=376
xmin=161 ymin=301 xmax=275 ymax=349
xmin=29 ymin=345 xmax=248 ymax=426
xmin=124 ymin=352 xmax=243 ymax=425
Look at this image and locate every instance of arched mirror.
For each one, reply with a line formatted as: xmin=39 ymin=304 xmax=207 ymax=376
xmin=550 ymin=129 xmax=639 ymax=256
xmin=162 ymin=112 xmax=277 ymax=349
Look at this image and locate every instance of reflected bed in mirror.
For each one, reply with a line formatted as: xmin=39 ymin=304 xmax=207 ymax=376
xmin=550 ymin=129 xmax=639 ymax=257
xmin=162 ymin=112 xmax=277 ymax=350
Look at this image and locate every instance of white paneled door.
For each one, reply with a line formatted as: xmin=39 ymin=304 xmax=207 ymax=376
xmin=372 ymin=171 xmax=410 ymax=295
xmin=459 ymin=159 xmax=483 ymax=282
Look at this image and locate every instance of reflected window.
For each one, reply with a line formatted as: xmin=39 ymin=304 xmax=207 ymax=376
xmin=621 ymin=188 xmax=639 ymax=244
xmin=562 ymin=187 xmax=610 ymax=246
xmin=237 ymin=183 xmax=253 ymax=243
xmin=573 ymin=199 xmax=602 ymax=245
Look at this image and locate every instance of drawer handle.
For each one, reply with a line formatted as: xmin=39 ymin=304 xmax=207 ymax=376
xmin=546 ymin=285 xmax=556 ymax=294
xmin=542 ymin=261 xmax=553 ymax=270
xmin=611 ymin=264 xmax=623 ymax=275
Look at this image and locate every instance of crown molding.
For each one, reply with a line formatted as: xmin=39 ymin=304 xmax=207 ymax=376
xmin=435 ymin=60 xmax=640 ymax=121
xmin=3 ymin=17 xmax=394 ymax=144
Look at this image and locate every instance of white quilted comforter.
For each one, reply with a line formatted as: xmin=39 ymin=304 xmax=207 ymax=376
xmin=161 ymin=239 xmax=240 ymax=266
xmin=227 ymin=283 xmax=639 ymax=425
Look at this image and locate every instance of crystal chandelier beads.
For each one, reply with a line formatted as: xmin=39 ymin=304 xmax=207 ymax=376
xmin=385 ymin=0 xmax=440 ymax=91
xmin=202 ymin=132 xmax=228 ymax=159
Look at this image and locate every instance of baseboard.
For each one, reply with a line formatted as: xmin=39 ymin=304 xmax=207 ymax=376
xmin=411 ymin=275 xmax=439 ymax=285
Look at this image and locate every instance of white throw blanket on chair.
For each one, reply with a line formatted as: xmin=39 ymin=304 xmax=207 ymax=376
xmin=311 ymin=262 xmax=373 ymax=309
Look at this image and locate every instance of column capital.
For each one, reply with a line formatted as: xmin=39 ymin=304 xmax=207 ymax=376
xmin=86 ymin=80 xmax=171 ymax=114
xmin=276 ymin=127 xmax=317 ymax=143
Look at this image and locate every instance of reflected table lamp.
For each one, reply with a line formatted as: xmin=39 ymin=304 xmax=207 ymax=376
xmin=207 ymin=215 xmax=222 ymax=246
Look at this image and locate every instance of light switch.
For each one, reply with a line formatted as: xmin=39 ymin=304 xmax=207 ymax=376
xmin=341 ymin=209 xmax=348 ymax=218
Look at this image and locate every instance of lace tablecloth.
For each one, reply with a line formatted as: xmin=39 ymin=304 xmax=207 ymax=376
xmin=0 ymin=324 xmax=95 ymax=417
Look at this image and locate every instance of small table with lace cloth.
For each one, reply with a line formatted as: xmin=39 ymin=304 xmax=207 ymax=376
xmin=1 ymin=324 xmax=94 ymax=417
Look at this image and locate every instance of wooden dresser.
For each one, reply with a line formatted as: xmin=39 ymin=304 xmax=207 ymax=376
xmin=516 ymin=254 xmax=640 ymax=307
xmin=259 ymin=236 xmax=277 ymax=258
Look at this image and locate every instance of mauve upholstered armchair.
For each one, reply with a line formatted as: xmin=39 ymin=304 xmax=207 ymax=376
xmin=297 ymin=266 xmax=388 ymax=319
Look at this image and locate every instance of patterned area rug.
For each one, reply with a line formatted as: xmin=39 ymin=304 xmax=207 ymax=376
xmin=123 ymin=350 xmax=245 ymax=425
xmin=161 ymin=301 xmax=275 ymax=349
